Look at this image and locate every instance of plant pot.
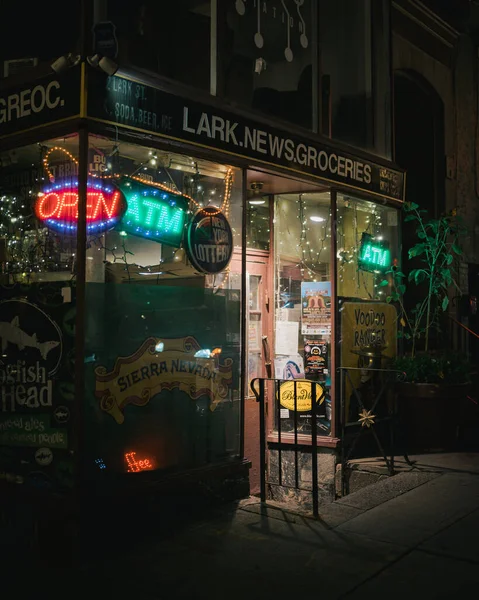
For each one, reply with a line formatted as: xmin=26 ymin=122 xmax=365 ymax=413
xmin=395 ymin=382 xmax=471 ymax=453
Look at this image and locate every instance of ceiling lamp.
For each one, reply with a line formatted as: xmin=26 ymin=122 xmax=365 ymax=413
xmin=310 ymin=215 xmax=325 ymax=223
xmin=248 ymin=181 xmax=265 ymax=205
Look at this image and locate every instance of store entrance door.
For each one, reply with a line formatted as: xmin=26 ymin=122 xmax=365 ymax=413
xmin=244 ymin=251 xmax=271 ymax=494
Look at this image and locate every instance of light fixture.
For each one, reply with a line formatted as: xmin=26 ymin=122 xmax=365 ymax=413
xmin=173 ymin=248 xmax=186 ymax=262
xmin=86 ymin=54 xmax=101 ymax=68
xmin=248 ymin=181 xmax=265 ymax=205
xmin=310 ymin=215 xmax=325 ymax=223
xmin=87 ymin=54 xmax=119 ymax=76
xmin=51 ymin=53 xmax=81 ymax=74
xmin=98 ymin=56 xmax=119 ymax=75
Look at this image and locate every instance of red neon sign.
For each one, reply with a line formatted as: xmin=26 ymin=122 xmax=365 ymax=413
xmin=35 ymin=180 xmax=126 ymax=233
xmin=125 ymin=452 xmax=154 ymax=473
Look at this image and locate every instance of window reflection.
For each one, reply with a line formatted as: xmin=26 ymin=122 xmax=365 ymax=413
xmin=337 ymin=194 xmax=399 ymax=300
xmin=84 ymin=135 xmax=243 ymax=478
xmin=108 ymin=0 xmax=211 ymax=90
xmin=319 ymin=0 xmax=391 ymax=157
xmin=221 ymin=0 xmax=313 ymax=129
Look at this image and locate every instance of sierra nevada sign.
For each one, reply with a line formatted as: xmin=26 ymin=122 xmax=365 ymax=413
xmin=95 ymin=336 xmax=233 ymax=424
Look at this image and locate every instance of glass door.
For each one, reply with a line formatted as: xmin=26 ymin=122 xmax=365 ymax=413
xmin=244 ymin=258 xmax=270 ymax=494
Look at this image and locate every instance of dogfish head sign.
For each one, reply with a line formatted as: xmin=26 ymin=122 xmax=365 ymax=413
xmin=185 ymin=207 xmax=233 ymax=274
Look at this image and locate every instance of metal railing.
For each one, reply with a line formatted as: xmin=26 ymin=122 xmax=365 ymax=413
xmin=250 ymin=378 xmax=326 ymax=517
xmin=338 ymin=366 xmax=410 ymax=497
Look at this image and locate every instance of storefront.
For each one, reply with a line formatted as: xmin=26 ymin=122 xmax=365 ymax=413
xmin=0 ymin=63 xmax=405 ymax=508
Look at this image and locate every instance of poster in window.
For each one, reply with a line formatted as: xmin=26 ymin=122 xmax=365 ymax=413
xmin=304 ymin=339 xmax=328 ymax=375
xmin=274 ymin=355 xmax=305 ymax=380
xmin=301 ymin=282 xmax=331 ymax=335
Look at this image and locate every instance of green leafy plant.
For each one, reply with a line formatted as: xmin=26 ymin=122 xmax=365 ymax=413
xmin=381 ymin=202 xmax=466 ymax=359
xmin=393 ymin=353 xmax=471 ymax=385
xmin=379 ymin=203 xmax=471 ymax=384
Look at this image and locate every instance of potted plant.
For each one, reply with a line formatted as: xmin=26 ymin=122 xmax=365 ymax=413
xmin=383 ymin=202 xmax=471 ymax=450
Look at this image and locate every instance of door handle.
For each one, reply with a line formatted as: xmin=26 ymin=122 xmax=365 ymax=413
xmin=262 ymin=335 xmax=272 ymax=378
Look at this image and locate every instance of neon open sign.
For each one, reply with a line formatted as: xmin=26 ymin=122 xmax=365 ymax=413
xmin=118 ymin=179 xmax=188 ymax=247
xmin=35 ymin=180 xmax=126 ymax=233
xmin=358 ymin=233 xmax=391 ymax=273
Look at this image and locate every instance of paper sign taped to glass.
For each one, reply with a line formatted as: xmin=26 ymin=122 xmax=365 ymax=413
xmin=301 ymin=282 xmax=331 ymax=335
xmin=274 ymin=355 xmax=305 ymax=380
xmin=94 ymin=336 xmax=233 ymax=424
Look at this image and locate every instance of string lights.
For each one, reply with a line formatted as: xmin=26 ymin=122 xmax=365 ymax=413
xmin=336 ymin=198 xmax=389 ymax=299
xmin=4 ymin=141 xmax=238 ymax=284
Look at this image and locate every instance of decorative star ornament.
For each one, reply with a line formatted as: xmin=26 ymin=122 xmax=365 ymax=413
xmin=358 ymin=409 xmax=376 ymax=428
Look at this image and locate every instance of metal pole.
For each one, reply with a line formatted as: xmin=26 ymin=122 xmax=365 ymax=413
xmin=340 ymin=368 xmax=346 ymax=498
xmin=258 ymin=379 xmax=266 ymax=503
xmin=74 ymin=0 xmax=89 ymax=503
xmin=276 ymin=379 xmax=282 ymax=487
xmin=311 ymin=383 xmax=319 ymax=518
xmin=294 ymin=379 xmax=298 ymax=489
xmin=239 ymin=169 xmax=247 ymax=460
xmin=74 ymin=108 xmax=88 ymax=496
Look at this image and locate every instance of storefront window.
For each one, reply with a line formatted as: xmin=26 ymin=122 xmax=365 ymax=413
xmin=107 ymin=0 xmax=212 ymax=91
xmin=0 ymin=135 xmax=78 ymax=492
xmin=337 ymin=194 xmax=399 ymax=301
xmin=83 ymin=135 xmax=242 ymax=480
xmin=337 ymin=194 xmax=400 ymax=427
xmin=319 ymin=0 xmax=392 ymax=158
xmin=274 ymin=191 xmax=332 ymax=435
xmin=246 ymin=197 xmax=270 ymax=251
xmin=220 ymin=0 xmax=314 ymax=129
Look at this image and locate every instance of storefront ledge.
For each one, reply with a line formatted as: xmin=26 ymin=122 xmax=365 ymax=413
xmin=267 ymin=434 xmax=340 ymax=449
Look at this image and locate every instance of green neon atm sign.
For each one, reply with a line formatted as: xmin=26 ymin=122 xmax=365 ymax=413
xmin=358 ymin=233 xmax=391 ymax=273
xmin=118 ymin=178 xmax=188 ymax=246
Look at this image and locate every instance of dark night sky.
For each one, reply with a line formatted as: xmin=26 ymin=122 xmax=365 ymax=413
xmin=0 ymin=1 xmax=81 ymax=64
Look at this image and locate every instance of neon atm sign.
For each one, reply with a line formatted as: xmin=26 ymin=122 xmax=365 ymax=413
xmin=118 ymin=179 xmax=188 ymax=247
xmin=35 ymin=180 xmax=126 ymax=233
xmin=358 ymin=233 xmax=391 ymax=273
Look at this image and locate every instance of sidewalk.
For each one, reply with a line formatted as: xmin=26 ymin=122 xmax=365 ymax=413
xmin=13 ymin=453 xmax=479 ymax=599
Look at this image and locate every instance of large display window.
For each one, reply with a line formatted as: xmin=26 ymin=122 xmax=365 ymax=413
xmin=274 ymin=191 xmax=332 ymax=436
xmin=83 ymin=135 xmax=243 ymax=481
xmin=337 ymin=193 xmax=400 ymax=426
xmin=0 ymin=135 xmax=79 ymax=491
xmin=337 ymin=194 xmax=400 ymax=301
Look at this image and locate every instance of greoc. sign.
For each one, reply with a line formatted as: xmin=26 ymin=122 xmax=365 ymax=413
xmin=0 ymin=69 xmax=81 ymax=138
xmin=88 ymin=72 xmax=405 ymax=202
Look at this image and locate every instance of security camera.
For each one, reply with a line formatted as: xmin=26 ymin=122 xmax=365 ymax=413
xmin=87 ymin=54 xmax=101 ymax=68
xmin=51 ymin=55 xmax=70 ymax=74
xmin=51 ymin=53 xmax=81 ymax=74
xmin=98 ymin=56 xmax=118 ymax=76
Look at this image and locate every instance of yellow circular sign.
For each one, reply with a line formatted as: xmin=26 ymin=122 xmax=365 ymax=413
xmin=279 ymin=379 xmax=324 ymax=412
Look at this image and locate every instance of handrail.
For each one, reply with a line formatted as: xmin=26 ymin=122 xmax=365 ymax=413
xmin=448 ymin=315 xmax=479 ymax=341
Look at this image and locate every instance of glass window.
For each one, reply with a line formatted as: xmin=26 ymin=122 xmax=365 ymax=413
xmin=337 ymin=194 xmax=400 ymax=429
xmin=246 ymin=196 xmax=270 ymax=251
xmin=220 ymin=0 xmax=314 ymax=129
xmin=0 ymin=135 xmax=78 ymax=492
xmin=83 ymin=135 xmax=242 ymax=481
xmin=274 ymin=191 xmax=332 ymax=435
xmin=107 ymin=0 xmax=211 ymax=91
xmin=337 ymin=194 xmax=400 ymax=301
xmin=319 ymin=0 xmax=392 ymax=158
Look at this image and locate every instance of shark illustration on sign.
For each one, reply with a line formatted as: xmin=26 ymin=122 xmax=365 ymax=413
xmin=0 ymin=316 xmax=60 ymax=359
